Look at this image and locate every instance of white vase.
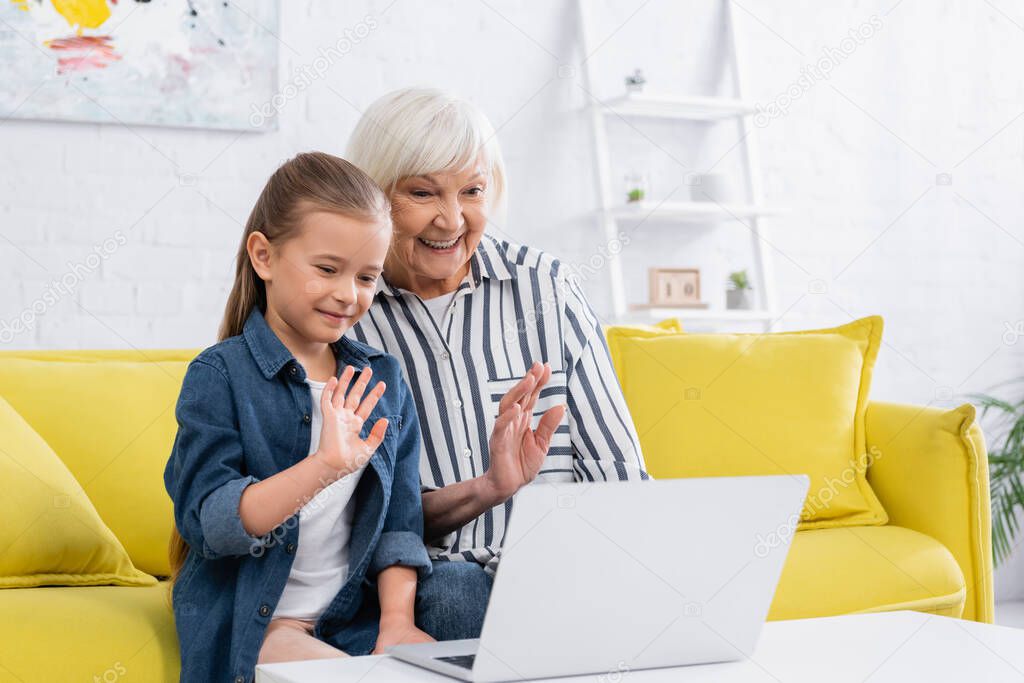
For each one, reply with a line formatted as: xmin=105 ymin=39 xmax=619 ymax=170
xmin=692 ymin=172 xmax=735 ymax=204
xmin=726 ymin=289 xmax=754 ymax=310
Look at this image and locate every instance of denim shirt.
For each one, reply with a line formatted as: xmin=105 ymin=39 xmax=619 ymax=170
xmin=163 ymin=307 xmax=431 ymax=683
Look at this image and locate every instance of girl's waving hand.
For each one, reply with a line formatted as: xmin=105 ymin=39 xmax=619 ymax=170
xmin=315 ymin=364 xmax=389 ymax=478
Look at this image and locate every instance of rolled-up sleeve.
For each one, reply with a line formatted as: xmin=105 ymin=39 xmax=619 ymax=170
xmin=164 ymin=359 xmax=270 ymax=560
xmin=561 ymin=276 xmax=650 ymax=483
xmin=369 ymin=530 xmax=432 ymax=577
xmin=368 ymin=378 xmax=432 ymax=578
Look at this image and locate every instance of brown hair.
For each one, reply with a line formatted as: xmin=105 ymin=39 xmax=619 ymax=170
xmin=167 ymin=152 xmax=390 ymax=585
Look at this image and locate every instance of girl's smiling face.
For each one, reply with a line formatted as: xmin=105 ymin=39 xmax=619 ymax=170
xmin=385 ymin=163 xmax=490 ymax=298
xmin=248 ymin=206 xmax=391 ymax=349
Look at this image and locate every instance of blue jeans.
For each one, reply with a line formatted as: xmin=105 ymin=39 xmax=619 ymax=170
xmin=416 ymin=560 xmax=494 ymax=641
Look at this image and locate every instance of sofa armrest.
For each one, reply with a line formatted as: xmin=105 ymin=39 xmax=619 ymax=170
xmin=865 ymin=400 xmax=994 ymax=622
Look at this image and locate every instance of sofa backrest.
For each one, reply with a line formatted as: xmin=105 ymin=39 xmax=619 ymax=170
xmin=0 ymin=349 xmax=201 ymax=578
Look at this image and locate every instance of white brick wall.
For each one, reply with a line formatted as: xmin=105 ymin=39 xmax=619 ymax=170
xmin=2 ymin=0 xmax=1023 ymax=597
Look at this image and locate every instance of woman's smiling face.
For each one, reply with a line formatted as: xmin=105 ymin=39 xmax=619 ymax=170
xmin=386 ymin=163 xmax=490 ymax=298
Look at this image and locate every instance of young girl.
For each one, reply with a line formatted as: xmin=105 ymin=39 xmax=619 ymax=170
xmin=163 ymin=152 xmax=434 ymax=683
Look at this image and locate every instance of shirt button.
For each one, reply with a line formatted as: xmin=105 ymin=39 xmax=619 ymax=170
xmin=302 ymin=414 xmax=311 ymax=424
xmin=453 ymin=399 xmax=463 ymax=408
xmin=289 ymin=366 xmax=297 ymax=375
xmin=258 ymin=604 xmax=270 ymax=617
xmin=235 ymin=676 xmax=246 ymax=683
xmin=463 ymin=448 xmax=472 ymax=459
xmin=440 ymin=351 xmax=450 ymax=361
xmin=285 ymin=543 xmax=296 ymax=554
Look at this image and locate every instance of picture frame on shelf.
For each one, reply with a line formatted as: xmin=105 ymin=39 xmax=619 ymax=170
xmin=648 ymin=267 xmax=703 ymax=306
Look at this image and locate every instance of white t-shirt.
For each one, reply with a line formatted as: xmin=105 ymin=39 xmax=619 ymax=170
xmin=420 ymin=290 xmax=457 ymax=326
xmin=272 ymin=377 xmax=368 ymax=621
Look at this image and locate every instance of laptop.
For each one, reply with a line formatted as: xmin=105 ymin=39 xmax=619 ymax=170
xmin=389 ymin=474 xmax=809 ymax=682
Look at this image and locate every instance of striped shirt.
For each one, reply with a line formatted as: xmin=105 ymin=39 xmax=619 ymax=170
xmin=347 ymin=234 xmax=649 ymax=572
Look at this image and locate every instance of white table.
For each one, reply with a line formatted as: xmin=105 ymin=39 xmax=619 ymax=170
xmin=255 ymin=611 xmax=1024 ymax=682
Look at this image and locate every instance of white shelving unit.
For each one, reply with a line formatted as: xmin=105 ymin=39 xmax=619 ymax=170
xmin=634 ymin=308 xmax=778 ymax=323
xmin=575 ymin=0 xmax=781 ymax=331
xmin=595 ymin=93 xmax=756 ymax=121
xmin=608 ymin=201 xmax=785 ymax=223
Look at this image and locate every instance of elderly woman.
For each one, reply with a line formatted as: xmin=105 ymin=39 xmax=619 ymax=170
xmin=345 ymin=88 xmax=648 ymax=643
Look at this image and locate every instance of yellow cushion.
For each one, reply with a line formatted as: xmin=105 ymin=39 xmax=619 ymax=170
xmin=0 ymin=581 xmax=179 ymax=681
xmin=0 ymin=395 xmax=155 ymax=588
xmin=602 ymin=317 xmax=683 ymax=341
xmin=0 ymin=350 xmax=199 ymax=578
xmin=769 ymin=526 xmax=966 ymax=620
xmin=606 ymin=316 xmax=888 ymax=528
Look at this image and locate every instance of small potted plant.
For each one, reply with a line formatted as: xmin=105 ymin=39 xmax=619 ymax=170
xmin=726 ymin=269 xmax=754 ymax=310
xmin=625 ymin=68 xmax=646 ymax=93
xmin=624 ymin=171 xmax=648 ymax=204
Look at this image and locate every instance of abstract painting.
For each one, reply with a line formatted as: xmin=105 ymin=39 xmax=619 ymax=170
xmin=0 ymin=0 xmax=279 ymax=131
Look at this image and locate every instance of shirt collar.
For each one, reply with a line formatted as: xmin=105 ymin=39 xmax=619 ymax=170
xmin=376 ymin=234 xmax=515 ymax=298
xmin=242 ymin=307 xmax=380 ymax=381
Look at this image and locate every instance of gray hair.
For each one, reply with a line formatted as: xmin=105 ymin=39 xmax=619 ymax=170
xmin=346 ymin=87 xmax=507 ymax=215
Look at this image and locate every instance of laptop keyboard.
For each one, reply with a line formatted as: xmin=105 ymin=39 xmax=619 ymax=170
xmin=435 ymin=654 xmax=476 ymax=669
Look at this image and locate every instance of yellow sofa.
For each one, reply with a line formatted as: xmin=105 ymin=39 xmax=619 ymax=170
xmin=0 ymin=348 xmax=995 ymax=682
